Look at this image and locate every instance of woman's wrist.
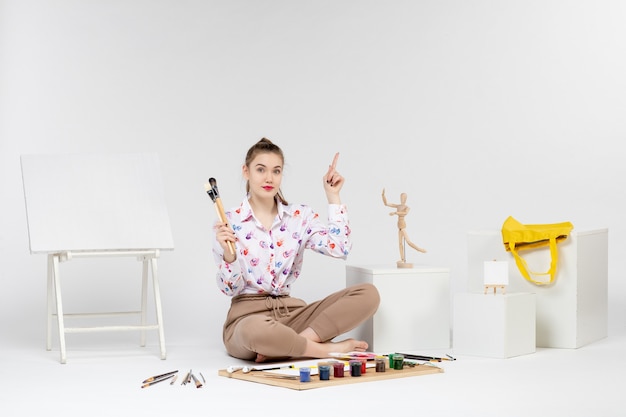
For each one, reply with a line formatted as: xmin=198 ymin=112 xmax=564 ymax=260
xmin=326 ymin=193 xmax=341 ymax=205
xmin=223 ymin=252 xmax=236 ymax=263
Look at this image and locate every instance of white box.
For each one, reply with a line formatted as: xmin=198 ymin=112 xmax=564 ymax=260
xmin=345 ymin=264 xmax=450 ymax=352
xmin=453 ymin=292 xmax=536 ymax=358
xmin=467 ymin=228 xmax=608 ymax=348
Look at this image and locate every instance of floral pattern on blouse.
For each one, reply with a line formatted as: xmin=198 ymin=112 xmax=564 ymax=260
xmin=213 ymin=197 xmax=351 ymax=297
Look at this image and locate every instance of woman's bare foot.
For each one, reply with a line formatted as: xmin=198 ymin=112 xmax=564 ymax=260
xmin=255 ymin=353 xmax=291 ymax=363
xmin=298 ymin=327 xmax=369 ymax=358
xmin=254 ymin=327 xmax=369 ymax=362
xmin=331 ymin=338 xmax=369 ymax=353
xmin=302 ymin=338 xmax=368 ymax=359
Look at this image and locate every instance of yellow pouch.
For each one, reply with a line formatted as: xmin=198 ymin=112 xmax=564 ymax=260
xmin=501 ymin=216 xmax=574 ymax=285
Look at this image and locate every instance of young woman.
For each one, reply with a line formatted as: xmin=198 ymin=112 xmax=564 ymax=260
xmin=213 ymin=137 xmax=380 ymax=362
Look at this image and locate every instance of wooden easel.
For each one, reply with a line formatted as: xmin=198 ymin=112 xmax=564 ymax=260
xmin=484 ymin=284 xmax=507 ymax=295
xmin=22 ymin=153 xmax=174 ymax=363
xmin=483 ymin=260 xmax=508 ymax=296
xmin=47 ymin=250 xmax=166 ymax=364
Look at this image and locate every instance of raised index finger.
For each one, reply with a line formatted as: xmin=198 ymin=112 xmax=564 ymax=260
xmin=330 ymin=152 xmax=340 ymax=170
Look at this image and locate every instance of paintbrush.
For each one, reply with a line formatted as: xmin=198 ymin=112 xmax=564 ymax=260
xmin=141 ymin=373 xmax=176 ymax=388
xmin=191 ymin=373 xmax=203 ymax=389
xmin=142 ymin=370 xmax=178 ymax=384
xmin=204 ymin=177 xmax=235 ymax=255
xmin=393 ymin=353 xmax=456 ymax=362
xmin=260 ymin=374 xmax=299 ymax=380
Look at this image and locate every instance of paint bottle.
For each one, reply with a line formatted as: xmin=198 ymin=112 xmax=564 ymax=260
xmin=333 ymin=362 xmax=345 ymax=378
xmin=299 ymin=367 xmax=311 ymax=382
xmin=375 ymin=358 xmax=386 ymax=372
xmin=393 ymin=354 xmax=404 ymax=370
xmin=318 ymin=365 xmax=331 ymax=381
xmin=349 ymin=360 xmax=362 ymax=377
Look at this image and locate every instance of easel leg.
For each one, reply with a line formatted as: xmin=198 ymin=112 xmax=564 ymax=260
xmin=483 ymin=284 xmax=507 ymax=295
xmin=46 ymin=255 xmax=54 ymax=351
xmin=51 ymin=255 xmax=67 ymax=364
xmin=140 ymin=258 xmax=148 ymax=347
xmin=150 ymin=257 xmax=167 ymax=360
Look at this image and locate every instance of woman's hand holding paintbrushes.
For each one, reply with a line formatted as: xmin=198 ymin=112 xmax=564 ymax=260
xmin=205 ymin=177 xmax=236 ymax=255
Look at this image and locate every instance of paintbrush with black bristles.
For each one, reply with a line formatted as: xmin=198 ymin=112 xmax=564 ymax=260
xmin=204 ymin=177 xmax=235 ymax=255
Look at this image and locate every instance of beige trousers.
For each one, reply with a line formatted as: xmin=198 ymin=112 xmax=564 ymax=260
xmin=222 ymin=283 xmax=380 ymax=360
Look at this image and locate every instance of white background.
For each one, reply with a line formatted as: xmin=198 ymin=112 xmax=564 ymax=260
xmin=1 ymin=0 xmax=625 ymax=353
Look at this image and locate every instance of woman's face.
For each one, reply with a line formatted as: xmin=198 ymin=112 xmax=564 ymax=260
xmin=243 ymin=152 xmax=283 ymax=201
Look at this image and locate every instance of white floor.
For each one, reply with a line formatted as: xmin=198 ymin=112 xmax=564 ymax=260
xmin=3 ymin=329 xmax=626 ymax=417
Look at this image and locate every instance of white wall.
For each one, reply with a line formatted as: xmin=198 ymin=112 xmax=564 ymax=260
xmin=2 ymin=0 xmax=625 ymax=350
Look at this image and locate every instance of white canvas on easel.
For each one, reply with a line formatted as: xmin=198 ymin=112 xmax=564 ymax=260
xmin=21 ymin=153 xmax=174 ymax=253
xmin=483 ymin=260 xmax=509 ymax=295
xmin=484 ymin=261 xmax=509 ymax=285
xmin=21 ymin=152 xmax=174 ymax=363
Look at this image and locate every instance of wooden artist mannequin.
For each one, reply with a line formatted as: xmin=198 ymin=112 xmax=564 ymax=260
xmin=382 ymin=189 xmax=426 ymax=268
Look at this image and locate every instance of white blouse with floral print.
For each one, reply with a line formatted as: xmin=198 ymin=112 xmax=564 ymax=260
xmin=213 ymin=197 xmax=352 ymax=297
